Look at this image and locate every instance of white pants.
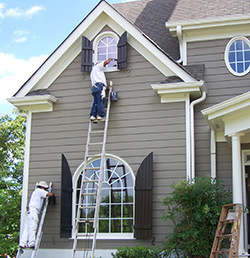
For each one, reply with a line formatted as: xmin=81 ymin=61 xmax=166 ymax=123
xmin=19 ymin=209 xmax=39 ymax=247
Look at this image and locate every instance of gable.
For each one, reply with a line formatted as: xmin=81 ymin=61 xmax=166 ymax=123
xmin=12 ymin=0 xmax=196 ymax=99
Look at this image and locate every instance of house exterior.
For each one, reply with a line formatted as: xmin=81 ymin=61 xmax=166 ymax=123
xmin=8 ymin=0 xmax=250 ymax=257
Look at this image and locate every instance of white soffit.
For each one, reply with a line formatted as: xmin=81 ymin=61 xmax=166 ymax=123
xmin=166 ymin=14 xmax=250 ymax=42
xmin=14 ymin=0 xmax=196 ymax=98
xmin=151 ymin=81 xmax=204 ymax=103
xmin=201 ymin=91 xmax=250 ymax=134
xmin=7 ymin=95 xmax=58 ymax=113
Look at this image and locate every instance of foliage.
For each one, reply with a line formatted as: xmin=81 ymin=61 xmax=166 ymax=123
xmin=111 ymin=245 xmax=166 ymax=258
xmin=161 ymin=175 xmax=232 ymax=258
xmin=0 ymin=114 xmax=26 ymax=256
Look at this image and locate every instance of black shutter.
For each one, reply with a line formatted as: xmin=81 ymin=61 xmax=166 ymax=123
xmin=117 ymin=31 xmax=127 ymax=69
xmin=81 ymin=36 xmax=93 ymax=72
xmin=134 ymin=152 xmax=153 ymax=239
xmin=60 ymin=154 xmax=73 ymax=238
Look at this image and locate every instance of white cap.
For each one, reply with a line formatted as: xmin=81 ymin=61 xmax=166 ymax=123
xmin=37 ymin=181 xmax=49 ymax=188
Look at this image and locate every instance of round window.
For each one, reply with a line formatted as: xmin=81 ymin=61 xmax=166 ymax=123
xmin=225 ymin=36 xmax=250 ymax=76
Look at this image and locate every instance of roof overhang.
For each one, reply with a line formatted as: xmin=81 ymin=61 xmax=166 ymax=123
xmin=166 ymin=14 xmax=250 ymax=42
xmin=151 ymin=81 xmax=204 ymax=103
xmin=12 ymin=0 xmax=197 ymax=99
xmin=7 ymin=95 xmax=58 ymax=113
xmin=201 ymin=91 xmax=250 ymax=141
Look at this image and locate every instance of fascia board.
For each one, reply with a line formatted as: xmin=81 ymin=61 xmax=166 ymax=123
xmin=201 ymin=91 xmax=250 ymax=121
xmin=166 ymin=14 xmax=250 ymax=32
xmin=15 ymin=1 xmax=196 ymax=98
xmin=166 ymin=15 xmax=250 ymax=42
xmin=7 ymin=95 xmax=58 ymax=113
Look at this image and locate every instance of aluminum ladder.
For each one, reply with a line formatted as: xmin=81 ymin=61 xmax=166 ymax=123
xmin=210 ymin=203 xmax=242 ymax=258
xmin=16 ymin=182 xmax=53 ymax=258
xmin=72 ymin=83 xmax=112 ymax=258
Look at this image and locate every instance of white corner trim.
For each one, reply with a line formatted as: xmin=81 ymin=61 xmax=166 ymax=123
xmin=7 ymin=95 xmax=58 ymax=113
xmin=151 ymin=81 xmax=204 ymax=103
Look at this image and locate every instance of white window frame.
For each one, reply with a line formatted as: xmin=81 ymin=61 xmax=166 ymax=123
xmin=224 ymin=36 xmax=250 ymax=76
xmin=93 ymin=31 xmax=119 ymax=72
xmin=72 ymin=153 xmax=135 ymax=240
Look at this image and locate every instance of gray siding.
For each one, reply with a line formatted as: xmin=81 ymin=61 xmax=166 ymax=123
xmin=27 ymin=44 xmax=186 ymax=249
xmin=187 ymin=37 xmax=250 ymax=185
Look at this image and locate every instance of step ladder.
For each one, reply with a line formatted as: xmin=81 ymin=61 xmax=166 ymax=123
xmin=16 ymin=182 xmax=53 ymax=258
xmin=72 ymin=83 xmax=113 ymax=258
xmin=210 ymin=203 xmax=242 ymax=258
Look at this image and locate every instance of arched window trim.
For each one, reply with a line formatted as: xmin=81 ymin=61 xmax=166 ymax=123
xmin=93 ymin=31 xmax=119 ymax=72
xmin=72 ymin=153 xmax=135 ymax=239
xmin=224 ymin=36 xmax=250 ymax=76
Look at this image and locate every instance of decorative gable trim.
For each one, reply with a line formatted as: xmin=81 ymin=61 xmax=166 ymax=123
xmin=7 ymin=95 xmax=58 ymax=113
xmin=13 ymin=0 xmax=196 ymax=98
xmin=151 ymin=81 xmax=204 ymax=103
xmin=201 ymin=91 xmax=250 ymax=136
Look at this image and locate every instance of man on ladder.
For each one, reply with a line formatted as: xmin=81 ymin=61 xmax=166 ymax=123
xmin=19 ymin=181 xmax=54 ymax=249
xmin=90 ymin=58 xmax=113 ymax=123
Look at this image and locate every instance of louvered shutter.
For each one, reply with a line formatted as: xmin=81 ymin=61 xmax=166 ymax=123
xmin=117 ymin=31 xmax=127 ymax=69
xmin=81 ymin=36 xmax=93 ymax=72
xmin=60 ymin=154 xmax=73 ymax=238
xmin=134 ymin=152 xmax=153 ymax=239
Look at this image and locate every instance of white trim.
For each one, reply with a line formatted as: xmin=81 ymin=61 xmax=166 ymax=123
xmin=14 ymin=0 xmax=196 ymax=98
xmin=7 ymin=95 xmax=58 ymax=113
xmin=93 ymin=31 xmax=119 ymax=72
xmin=18 ymin=111 xmax=32 ymax=234
xmin=185 ymin=97 xmax=191 ymax=179
xmin=72 ymin=153 xmax=135 ymax=239
xmin=224 ymin=36 xmax=250 ymax=76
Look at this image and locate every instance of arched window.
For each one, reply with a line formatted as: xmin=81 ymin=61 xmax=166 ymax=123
xmin=225 ymin=36 xmax=250 ymax=76
xmin=93 ymin=32 xmax=119 ymax=71
xmin=72 ymin=154 xmax=135 ymax=239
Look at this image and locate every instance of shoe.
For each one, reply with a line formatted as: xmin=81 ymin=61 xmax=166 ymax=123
xmin=90 ymin=116 xmax=97 ymax=123
xmin=29 ymin=245 xmax=35 ymax=249
xmin=19 ymin=245 xmax=25 ymax=249
xmin=97 ymin=115 xmax=105 ymax=121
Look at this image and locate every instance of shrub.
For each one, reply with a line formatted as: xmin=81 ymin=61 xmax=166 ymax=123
xmin=111 ymin=245 xmax=165 ymax=258
xmin=161 ymin=175 xmax=232 ymax=258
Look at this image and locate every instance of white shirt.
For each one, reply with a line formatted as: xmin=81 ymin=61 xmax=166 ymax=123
xmin=29 ymin=188 xmax=48 ymax=213
xmin=90 ymin=61 xmax=107 ymax=86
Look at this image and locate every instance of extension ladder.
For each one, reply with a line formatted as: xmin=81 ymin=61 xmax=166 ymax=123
xmin=72 ymin=83 xmax=113 ymax=258
xmin=210 ymin=203 xmax=242 ymax=258
xmin=16 ymin=182 xmax=53 ymax=258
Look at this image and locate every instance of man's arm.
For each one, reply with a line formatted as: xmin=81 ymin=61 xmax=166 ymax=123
xmin=103 ymin=58 xmax=113 ymax=67
xmin=46 ymin=192 xmax=54 ymax=197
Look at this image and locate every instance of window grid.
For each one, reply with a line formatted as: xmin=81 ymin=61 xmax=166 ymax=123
xmin=76 ymin=158 xmax=134 ymax=235
xmin=226 ymin=37 xmax=250 ymax=76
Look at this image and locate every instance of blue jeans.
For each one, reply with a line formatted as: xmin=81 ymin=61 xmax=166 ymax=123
xmin=90 ymin=83 xmax=105 ymax=118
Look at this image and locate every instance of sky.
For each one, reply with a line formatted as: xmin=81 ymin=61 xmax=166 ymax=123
xmin=0 ymin=0 xmax=134 ymax=116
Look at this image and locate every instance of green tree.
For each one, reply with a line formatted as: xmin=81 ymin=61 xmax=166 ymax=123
xmin=0 ymin=113 xmax=26 ymax=256
xmin=161 ymin=175 xmax=232 ymax=258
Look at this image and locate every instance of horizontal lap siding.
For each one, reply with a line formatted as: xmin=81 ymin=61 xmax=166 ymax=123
xmin=28 ymin=45 xmax=186 ymax=249
xmin=187 ymin=38 xmax=250 ymax=182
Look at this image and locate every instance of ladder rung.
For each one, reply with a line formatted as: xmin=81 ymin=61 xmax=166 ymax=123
xmin=83 ymin=179 xmax=99 ymax=183
xmin=78 ymin=219 xmax=94 ymax=223
xmin=84 ymin=167 xmax=100 ymax=170
xmin=216 ymin=234 xmax=232 ymax=238
xmin=87 ymin=155 xmax=100 ymax=159
xmin=90 ymin=130 xmax=104 ymax=134
xmin=80 ymin=206 xmax=96 ymax=209
xmin=89 ymin=142 xmax=102 ymax=146
xmin=82 ymin=192 xmax=97 ymax=196
xmin=75 ymin=248 xmax=92 ymax=251
xmin=220 ymin=219 xmax=234 ymax=223
xmin=213 ymin=250 xmax=230 ymax=254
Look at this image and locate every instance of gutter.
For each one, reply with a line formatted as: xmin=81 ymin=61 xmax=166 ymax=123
xmin=190 ymin=86 xmax=207 ymax=180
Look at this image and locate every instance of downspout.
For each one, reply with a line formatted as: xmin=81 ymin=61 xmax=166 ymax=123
xmin=17 ymin=109 xmax=32 ymax=234
xmin=176 ymin=25 xmax=183 ymax=64
xmin=190 ymin=86 xmax=207 ymax=180
xmin=210 ymin=129 xmax=216 ymax=179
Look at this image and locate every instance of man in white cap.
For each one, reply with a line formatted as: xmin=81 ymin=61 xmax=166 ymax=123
xmin=19 ymin=181 xmax=54 ymax=249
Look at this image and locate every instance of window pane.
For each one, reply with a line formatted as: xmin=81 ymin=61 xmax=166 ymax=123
xmin=123 ymin=204 xmax=133 ymax=217
xmin=99 ymin=220 xmax=109 ymax=233
xmin=229 ymin=52 xmax=235 ymax=62
xmin=236 ymin=40 xmax=243 ymax=50
xmin=237 ymin=63 xmax=244 ymax=73
xmin=100 ymin=204 xmax=109 ymax=218
xmin=237 ymin=51 xmax=243 ymax=61
xmin=123 ymin=219 xmax=133 ymax=232
xmin=245 ymin=50 xmax=250 ymax=61
xmin=230 ymin=63 xmax=236 ymax=72
xmin=246 ymin=62 xmax=250 ymax=70
xmin=111 ymin=219 xmax=121 ymax=232
xmin=229 ymin=42 xmax=235 ymax=51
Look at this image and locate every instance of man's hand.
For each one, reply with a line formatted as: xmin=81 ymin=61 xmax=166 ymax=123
xmin=104 ymin=58 xmax=113 ymax=67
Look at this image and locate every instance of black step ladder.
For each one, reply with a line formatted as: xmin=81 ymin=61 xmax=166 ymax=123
xmin=72 ymin=83 xmax=113 ymax=258
xmin=210 ymin=203 xmax=242 ymax=258
xmin=16 ymin=182 xmax=53 ymax=258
